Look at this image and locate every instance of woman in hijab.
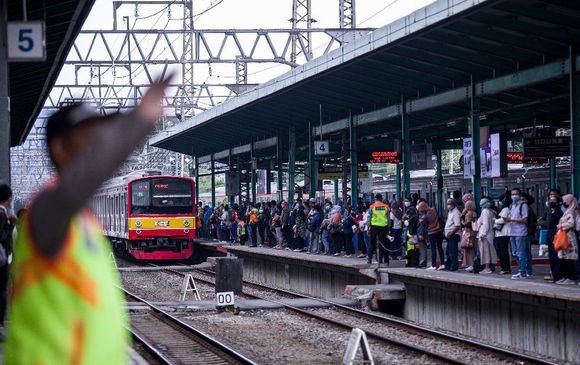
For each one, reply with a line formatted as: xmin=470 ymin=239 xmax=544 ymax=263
xmin=461 ymin=199 xmax=478 ymax=271
xmin=389 ymin=200 xmax=404 ymax=260
xmin=478 ymin=197 xmax=497 ymax=274
xmin=556 ymin=195 xmax=579 ymax=284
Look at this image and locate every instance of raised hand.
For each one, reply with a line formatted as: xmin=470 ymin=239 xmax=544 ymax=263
xmin=135 ymin=74 xmax=174 ymax=124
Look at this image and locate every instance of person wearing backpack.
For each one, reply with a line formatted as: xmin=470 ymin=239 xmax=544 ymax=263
xmin=522 ymin=193 xmax=537 ymax=277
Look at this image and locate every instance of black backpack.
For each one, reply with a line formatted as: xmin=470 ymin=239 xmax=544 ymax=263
xmin=520 ymin=203 xmax=537 ymax=237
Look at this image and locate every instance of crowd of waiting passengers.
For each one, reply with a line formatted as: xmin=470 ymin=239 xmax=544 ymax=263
xmin=195 ymin=187 xmax=580 ymax=284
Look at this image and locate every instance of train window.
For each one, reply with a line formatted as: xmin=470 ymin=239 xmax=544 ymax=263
xmin=131 ymin=180 xmax=151 ymax=214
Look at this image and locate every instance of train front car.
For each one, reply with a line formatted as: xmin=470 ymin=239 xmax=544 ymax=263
xmin=127 ymin=176 xmax=196 ymax=260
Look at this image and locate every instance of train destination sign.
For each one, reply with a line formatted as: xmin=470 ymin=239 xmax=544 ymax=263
xmin=506 ymin=152 xmax=548 ymax=164
xmin=523 ymin=137 xmax=570 ymax=159
xmin=318 ymin=165 xmax=369 ymax=180
xmin=366 ymin=151 xmax=400 ymax=164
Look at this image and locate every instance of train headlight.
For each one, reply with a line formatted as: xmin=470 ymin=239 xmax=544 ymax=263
xmin=183 ymin=219 xmax=190 ymax=227
xmin=136 ymin=230 xmax=142 ymax=235
xmin=184 ymin=229 xmax=190 ymax=234
xmin=135 ymin=220 xmax=142 ymax=228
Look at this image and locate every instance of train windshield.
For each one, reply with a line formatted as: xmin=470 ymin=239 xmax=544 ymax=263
xmin=131 ymin=178 xmax=193 ymax=215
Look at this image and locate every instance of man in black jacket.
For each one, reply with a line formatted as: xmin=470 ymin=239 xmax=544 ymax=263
xmin=0 ymin=184 xmax=15 ymax=341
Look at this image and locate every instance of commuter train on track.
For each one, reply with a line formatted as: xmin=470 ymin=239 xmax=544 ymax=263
xmin=92 ymin=169 xmax=196 ymax=261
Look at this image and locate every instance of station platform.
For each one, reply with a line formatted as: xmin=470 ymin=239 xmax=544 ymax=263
xmin=196 ymin=239 xmax=398 ymax=298
xmin=381 ymin=267 xmax=580 ymax=363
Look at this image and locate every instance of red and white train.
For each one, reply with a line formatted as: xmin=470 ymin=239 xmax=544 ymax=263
xmin=93 ymin=169 xmax=196 ymax=261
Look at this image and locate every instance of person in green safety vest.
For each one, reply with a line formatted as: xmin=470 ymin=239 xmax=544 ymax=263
xmin=5 ymin=76 xmax=171 ymax=365
xmin=367 ymin=193 xmax=390 ymax=265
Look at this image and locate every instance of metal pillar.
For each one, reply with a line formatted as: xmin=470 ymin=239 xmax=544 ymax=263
xmin=308 ymin=123 xmax=317 ymax=198
xmin=288 ymin=127 xmax=296 ymax=203
xmin=470 ymin=76 xmax=482 ymax=205
xmin=341 ymin=130 xmax=349 ymax=204
xmin=290 ymin=0 xmax=313 ymax=64
xmin=570 ymin=46 xmax=580 ymax=195
xmin=549 ymin=158 xmax=556 ymax=190
xmin=334 ymin=179 xmax=339 ymax=204
xmin=250 ymin=141 xmax=257 ymax=203
xmin=0 ymin=0 xmax=10 ymax=184
xmin=349 ymin=113 xmax=358 ymax=205
xmin=277 ymin=134 xmax=284 ymax=201
xmin=194 ymin=156 xmax=200 ymax=204
xmin=401 ymin=97 xmax=411 ymax=198
xmin=266 ymin=167 xmax=272 ymax=195
xmin=396 ymin=164 xmax=402 ymax=200
xmin=339 ymin=0 xmax=356 ymax=28
xmin=487 ymin=177 xmax=493 ymax=196
xmin=436 ymin=149 xmax=443 ymax=215
xmin=210 ymin=154 xmax=216 ymax=207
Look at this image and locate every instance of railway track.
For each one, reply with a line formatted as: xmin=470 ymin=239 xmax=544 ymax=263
xmin=149 ymin=265 xmax=556 ymax=365
xmin=124 ymin=287 xmax=257 ymax=365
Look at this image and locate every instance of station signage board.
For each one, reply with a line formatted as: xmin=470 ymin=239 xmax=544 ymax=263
xmin=314 ymin=141 xmax=330 ymax=156
xmin=7 ymin=21 xmax=46 ymax=61
xmin=364 ymin=151 xmax=400 ymax=164
xmin=318 ymin=165 xmax=369 ymax=180
xmin=524 ymin=137 xmax=570 ymax=159
xmin=410 ymin=144 xmax=433 ymax=170
xmin=506 ymin=152 xmax=548 ymax=164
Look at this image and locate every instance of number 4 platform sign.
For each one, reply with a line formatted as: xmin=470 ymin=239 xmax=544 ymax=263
xmin=314 ymin=141 xmax=330 ymax=156
xmin=7 ymin=22 xmax=46 ymax=61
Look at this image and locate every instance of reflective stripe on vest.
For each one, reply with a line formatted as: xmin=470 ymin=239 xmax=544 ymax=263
xmin=370 ymin=202 xmax=389 ymax=227
xmin=6 ymin=212 xmax=129 ymax=365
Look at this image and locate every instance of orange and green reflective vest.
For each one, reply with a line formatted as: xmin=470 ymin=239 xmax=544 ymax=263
xmin=5 ymin=211 xmax=129 ymax=365
xmin=370 ymin=201 xmax=389 ymax=227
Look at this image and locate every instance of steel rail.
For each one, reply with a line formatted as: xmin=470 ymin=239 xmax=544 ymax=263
xmin=123 ymin=286 xmax=258 ymax=365
xmin=193 ymin=266 xmax=556 ymax=365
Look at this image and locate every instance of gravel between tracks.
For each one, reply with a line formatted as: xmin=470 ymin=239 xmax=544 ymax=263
xmin=176 ymin=309 xmax=445 ymax=365
xmin=305 ymin=307 xmax=523 ymax=365
xmin=121 ymin=271 xmax=216 ymax=302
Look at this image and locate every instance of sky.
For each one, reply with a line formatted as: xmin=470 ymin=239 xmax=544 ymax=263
xmin=61 ymin=0 xmax=437 ymax=97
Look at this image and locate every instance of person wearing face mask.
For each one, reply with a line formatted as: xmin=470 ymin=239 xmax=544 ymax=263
xmin=494 ymin=194 xmax=513 ymax=274
xmin=542 ymin=194 xmax=563 ymax=282
xmin=443 ymin=199 xmax=461 ymax=271
xmin=555 ymin=195 xmax=579 ymax=285
xmin=477 ymin=197 xmax=498 ymax=274
xmin=504 ymin=188 xmax=529 ymax=279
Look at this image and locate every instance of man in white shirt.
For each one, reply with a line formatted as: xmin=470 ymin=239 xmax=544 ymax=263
xmin=443 ymin=198 xmax=461 ymax=271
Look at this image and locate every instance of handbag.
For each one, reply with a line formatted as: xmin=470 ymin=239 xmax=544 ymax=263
xmin=460 ymin=230 xmax=474 ymax=249
xmin=554 ymin=229 xmax=570 ymax=251
xmin=471 ymin=220 xmax=480 ymax=232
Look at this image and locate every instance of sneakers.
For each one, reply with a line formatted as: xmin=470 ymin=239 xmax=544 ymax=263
xmin=465 ymin=266 xmax=474 ymax=272
xmin=333 ymin=253 xmax=341 ymax=256
xmin=499 ymin=270 xmax=510 ymax=275
xmin=556 ymin=278 xmax=575 ymax=285
xmin=293 ymin=248 xmax=302 ymax=252
xmin=437 ymin=265 xmax=446 ymax=271
xmin=358 ymin=254 xmax=366 ymax=258
xmin=426 ymin=266 xmax=436 ymax=271
xmin=480 ymin=268 xmax=493 ymax=274
xmin=511 ymin=273 xmax=526 ymax=280
xmin=344 ymin=254 xmax=353 ymax=258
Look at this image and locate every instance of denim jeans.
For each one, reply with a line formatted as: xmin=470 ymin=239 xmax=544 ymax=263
xmin=322 ymin=230 xmax=330 ymax=253
xmin=525 ymin=235 xmax=533 ymax=276
xmin=308 ymin=231 xmax=321 ymax=253
xmin=510 ymin=236 xmax=528 ymax=276
xmin=445 ymin=234 xmax=460 ymax=271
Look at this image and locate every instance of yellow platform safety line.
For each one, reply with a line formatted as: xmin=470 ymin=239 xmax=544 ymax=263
xmin=128 ymin=217 xmax=194 ymax=229
xmin=181 ymin=273 xmax=201 ymax=301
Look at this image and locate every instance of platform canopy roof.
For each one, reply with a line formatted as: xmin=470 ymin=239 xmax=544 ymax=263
xmin=8 ymin=0 xmax=95 ymax=146
xmin=151 ymin=0 xmax=580 ymax=161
